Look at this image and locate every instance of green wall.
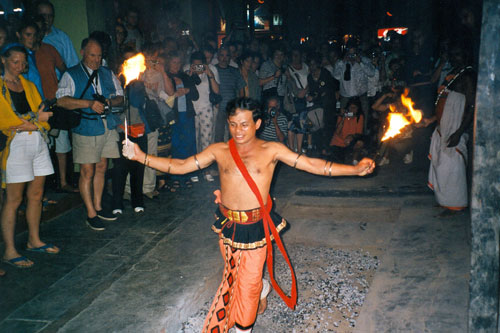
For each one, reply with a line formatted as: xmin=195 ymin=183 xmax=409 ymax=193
xmin=52 ymin=0 xmax=88 ymax=58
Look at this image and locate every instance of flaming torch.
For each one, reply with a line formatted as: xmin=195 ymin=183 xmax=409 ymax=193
xmin=121 ymin=53 xmax=146 ymax=86
xmin=373 ymin=89 xmax=422 ymax=164
xmin=381 ymin=89 xmax=422 ymax=141
xmin=120 ymin=53 xmax=146 ymax=142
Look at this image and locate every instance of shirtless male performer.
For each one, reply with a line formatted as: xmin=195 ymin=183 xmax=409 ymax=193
xmin=123 ymin=97 xmax=375 ymax=333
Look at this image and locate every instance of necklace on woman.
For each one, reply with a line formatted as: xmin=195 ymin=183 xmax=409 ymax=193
xmin=4 ymin=76 xmax=20 ymax=85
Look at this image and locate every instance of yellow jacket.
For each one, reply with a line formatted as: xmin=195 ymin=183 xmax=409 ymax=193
xmin=0 ymin=75 xmax=50 ymax=188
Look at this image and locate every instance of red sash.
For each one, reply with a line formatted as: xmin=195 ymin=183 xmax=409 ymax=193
xmin=228 ymin=138 xmax=297 ymax=309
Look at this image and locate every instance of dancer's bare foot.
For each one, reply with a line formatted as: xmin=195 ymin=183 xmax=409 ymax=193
xmin=258 ymin=279 xmax=271 ymax=315
xmin=257 ymin=297 xmax=268 ymax=315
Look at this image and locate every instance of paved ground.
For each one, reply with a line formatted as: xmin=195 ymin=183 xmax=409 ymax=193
xmin=0 ymin=160 xmax=470 ymax=333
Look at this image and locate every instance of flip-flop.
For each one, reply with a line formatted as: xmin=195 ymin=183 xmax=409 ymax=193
xmin=3 ymin=256 xmax=34 ymax=269
xmin=26 ymin=244 xmax=60 ymax=254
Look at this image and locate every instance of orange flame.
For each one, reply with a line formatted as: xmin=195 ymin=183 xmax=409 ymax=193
xmin=121 ymin=53 xmax=146 ymax=86
xmin=381 ymin=89 xmax=422 ymax=141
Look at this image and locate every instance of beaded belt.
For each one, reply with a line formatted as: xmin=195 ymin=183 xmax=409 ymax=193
xmin=219 ymin=200 xmax=272 ymax=224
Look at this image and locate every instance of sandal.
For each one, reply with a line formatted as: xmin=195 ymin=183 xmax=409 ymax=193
xmin=26 ymin=243 xmax=60 ymax=254
xmin=3 ymin=256 xmax=34 ymax=269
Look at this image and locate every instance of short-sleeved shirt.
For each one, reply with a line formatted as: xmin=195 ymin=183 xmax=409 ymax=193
xmin=259 ymin=59 xmax=287 ymax=96
xmin=182 ymin=64 xmax=220 ymax=111
xmin=35 ymin=42 xmax=65 ymax=100
xmin=330 ymin=115 xmax=364 ymax=147
xmin=259 ymin=114 xmax=288 ymax=142
xmin=43 ymin=27 xmax=79 ymax=69
xmin=215 ymin=65 xmax=246 ymax=112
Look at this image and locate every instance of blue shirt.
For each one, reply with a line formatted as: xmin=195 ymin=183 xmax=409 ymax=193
xmin=43 ymin=27 xmax=79 ymax=76
xmin=22 ymin=50 xmax=44 ymax=99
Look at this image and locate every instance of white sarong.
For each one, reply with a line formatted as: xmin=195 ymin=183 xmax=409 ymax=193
xmin=428 ymin=90 xmax=468 ymax=209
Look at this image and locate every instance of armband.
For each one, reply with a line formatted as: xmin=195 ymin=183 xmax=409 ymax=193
xmin=194 ymin=155 xmax=201 ymax=170
xmin=293 ymin=153 xmax=302 ymax=169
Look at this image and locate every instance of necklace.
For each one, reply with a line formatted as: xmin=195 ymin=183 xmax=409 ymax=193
xmin=4 ymin=76 xmax=20 ymax=84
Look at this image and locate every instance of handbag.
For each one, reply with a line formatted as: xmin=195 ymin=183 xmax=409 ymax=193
xmin=48 ymin=70 xmax=97 ymax=130
xmin=208 ymin=76 xmax=222 ymax=105
xmin=142 ymin=96 xmax=163 ymax=131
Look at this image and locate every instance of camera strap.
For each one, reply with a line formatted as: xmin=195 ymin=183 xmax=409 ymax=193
xmin=288 ymin=65 xmax=305 ymax=90
xmin=81 ymin=63 xmax=99 ymax=94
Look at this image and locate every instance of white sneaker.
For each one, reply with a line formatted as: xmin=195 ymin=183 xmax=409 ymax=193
xmin=134 ymin=207 xmax=144 ymax=213
xmin=403 ymin=150 xmax=413 ymax=164
xmin=112 ymin=208 xmax=123 ymax=215
xmin=190 ymin=176 xmax=199 ymax=183
xmin=205 ymin=174 xmax=214 ymax=182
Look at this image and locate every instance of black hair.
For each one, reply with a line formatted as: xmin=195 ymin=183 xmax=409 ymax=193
xmin=36 ymin=1 xmax=55 ymax=14
xmin=237 ymin=51 xmax=253 ymax=66
xmin=201 ymin=44 xmax=215 ymax=55
xmin=120 ymin=46 xmax=136 ymax=58
xmin=17 ymin=20 xmax=39 ymax=35
xmin=190 ymin=51 xmax=206 ymax=64
xmin=266 ymin=95 xmax=280 ymax=107
xmin=142 ymin=42 xmax=162 ymax=56
xmin=290 ymin=45 xmax=303 ymax=55
xmin=346 ymin=97 xmax=362 ymax=121
xmin=346 ymin=97 xmax=361 ymax=110
xmin=226 ymin=97 xmax=262 ymax=122
xmin=1 ymin=44 xmax=28 ymax=59
xmin=307 ymin=51 xmax=322 ymax=65
xmin=252 ymin=52 xmax=262 ymax=63
xmin=81 ymin=37 xmax=101 ymax=50
xmin=272 ymin=45 xmax=286 ymax=57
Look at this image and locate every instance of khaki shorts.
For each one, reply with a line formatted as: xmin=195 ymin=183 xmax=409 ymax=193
xmin=72 ymin=125 xmax=119 ymax=164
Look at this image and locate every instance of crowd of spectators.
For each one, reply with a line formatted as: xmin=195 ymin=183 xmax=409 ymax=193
xmin=0 ymin=1 xmax=480 ymax=272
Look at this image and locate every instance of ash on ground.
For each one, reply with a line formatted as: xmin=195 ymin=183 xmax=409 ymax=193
xmin=179 ymin=245 xmax=379 ymax=333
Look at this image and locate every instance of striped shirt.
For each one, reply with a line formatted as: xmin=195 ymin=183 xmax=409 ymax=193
xmin=259 ymin=114 xmax=288 ymax=142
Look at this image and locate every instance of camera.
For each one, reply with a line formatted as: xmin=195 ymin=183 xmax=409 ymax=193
xmin=268 ymin=106 xmax=277 ymax=118
xmin=345 ymin=111 xmax=354 ymax=117
xmin=44 ymin=98 xmax=58 ymax=111
xmin=193 ymin=64 xmax=205 ymax=72
xmin=93 ymin=94 xmax=110 ymax=117
xmin=263 ymin=106 xmax=277 ymax=125
xmin=181 ymin=30 xmax=190 ymax=36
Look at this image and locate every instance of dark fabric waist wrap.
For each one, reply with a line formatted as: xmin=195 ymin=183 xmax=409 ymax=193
xmin=212 ymin=206 xmax=287 ymax=250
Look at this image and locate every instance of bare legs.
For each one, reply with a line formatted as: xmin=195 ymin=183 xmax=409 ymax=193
xmin=79 ymin=158 xmax=107 ymax=218
xmin=1 ymin=176 xmax=58 ymax=267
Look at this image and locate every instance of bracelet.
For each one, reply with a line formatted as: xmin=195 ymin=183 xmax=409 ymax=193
xmin=167 ymin=158 xmax=172 ymax=173
xmin=328 ymin=162 xmax=333 ymax=177
xmin=194 ymin=154 xmax=201 ymax=170
xmin=293 ymin=153 xmax=302 ymax=169
xmin=144 ymin=153 xmax=148 ymax=165
xmin=323 ymin=160 xmax=328 ymax=175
